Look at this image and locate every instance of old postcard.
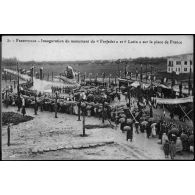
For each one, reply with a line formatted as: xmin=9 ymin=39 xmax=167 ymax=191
xmin=1 ymin=35 xmax=194 ymax=160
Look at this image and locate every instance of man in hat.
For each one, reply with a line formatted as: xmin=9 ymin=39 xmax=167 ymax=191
xmin=163 ymin=140 xmax=170 ymax=158
xmin=135 ymin=121 xmax=139 ymax=134
xmin=17 ymin=96 xmax=22 ymax=112
xmin=34 ymin=96 xmax=38 ymax=115
xmin=126 ymin=120 xmax=133 ymax=142
xmin=169 ymin=140 xmax=176 ymax=160
xmin=21 ymin=96 xmax=26 ymax=117
xmin=146 ymin=123 xmax=151 ymax=138
xmin=150 ymin=106 xmax=153 ymax=118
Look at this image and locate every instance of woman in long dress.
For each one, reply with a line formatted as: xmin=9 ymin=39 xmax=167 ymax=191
xmin=170 ymin=141 xmax=176 ymax=160
xmin=162 ymin=133 xmax=168 ymax=145
xmin=151 ymin=123 xmax=157 ymax=137
xmin=21 ymin=97 xmax=26 ymax=117
xmin=163 ymin=140 xmax=170 ymax=158
xmin=175 ymin=137 xmax=183 ymax=154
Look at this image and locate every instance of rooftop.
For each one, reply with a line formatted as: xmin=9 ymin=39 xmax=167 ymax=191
xmin=167 ymin=53 xmax=193 ymax=60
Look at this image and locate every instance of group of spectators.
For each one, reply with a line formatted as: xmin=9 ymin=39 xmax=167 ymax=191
xmin=2 ymin=80 xmax=194 ymax=160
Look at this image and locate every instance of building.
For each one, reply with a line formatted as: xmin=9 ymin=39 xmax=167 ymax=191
xmin=167 ymin=53 xmax=193 ymax=75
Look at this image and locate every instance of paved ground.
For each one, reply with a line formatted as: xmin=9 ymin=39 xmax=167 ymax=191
xmin=2 ymin=104 xmax=193 ymax=160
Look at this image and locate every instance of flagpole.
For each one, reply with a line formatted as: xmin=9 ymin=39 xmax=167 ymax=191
xmin=146 ymin=64 xmax=147 ymax=83
xmin=188 ymin=63 xmax=192 ymax=95
xmin=17 ymin=62 xmax=20 ymax=98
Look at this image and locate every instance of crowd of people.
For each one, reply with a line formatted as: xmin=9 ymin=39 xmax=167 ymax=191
xmin=2 ymin=77 xmax=194 ymax=160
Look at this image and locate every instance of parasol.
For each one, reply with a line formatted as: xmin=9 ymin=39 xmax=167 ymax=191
xmin=88 ymin=94 xmax=93 ymax=97
xmin=141 ymin=121 xmax=148 ymax=126
xmin=180 ymin=133 xmax=188 ymax=141
xmin=168 ymin=128 xmax=179 ymax=136
xmin=120 ymin=114 xmax=126 ymax=118
xmin=123 ymin=126 xmax=131 ymax=131
xmin=120 ymin=86 xmax=126 ymax=90
xmin=119 ymin=118 xmax=126 ymax=123
xmin=127 ymin=119 xmax=133 ymax=124
xmin=90 ymin=102 xmax=95 ymax=106
xmin=151 ymin=123 xmax=157 ymax=127
xmin=104 ymin=102 xmax=109 ymax=106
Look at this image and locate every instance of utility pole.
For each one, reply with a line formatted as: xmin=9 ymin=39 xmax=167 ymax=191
xmin=55 ymin=91 xmax=58 ymax=118
xmin=140 ymin=64 xmax=143 ymax=82
xmin=81 ymin=102 xmax=86 ymax=136
xmin=34 ymin=95 xmax=38 ymax=115
xmin=40 ymin=67 xmax=43 ymax=80
xmin=102 ymin=100 xmax=105 ymax=124
xmin=188 ymin=64 xmax=192 ymax=95
xmin=5 ymin=90 xmax=8 ymax=108
xmin=7 ymin=124 xmax=10 ymax=146
xmin=124 ymin=61 xmax=127 ymax=78
xmin=84 ymin=72 xmax=86 ymax=82
xmin=17 ymin=63 xmax=20 ymax=99
xmin=102 ymin=72 xmax=105 ymax=86
xmin=96 ymin=73 xmax=98 ymax=83
xmin=146 ymin=64 xmax=148 ymax=82
xmin=116 ymin=59 xmax=120 ymax=77
xmin=128 ymin=82 xmax=131 ymax=108
xmin=83 ymin=111 xmax=86 ymax=136
xmin=109 ymin=74 xmax=111 ymax=88
xmin=77 ymin=100 xmax=81 ymax=121
xmin=31 ymin=66 xmax=34 ymax=85
xmin=136 ymin=67 xmax=138 ymax=81
xmin=78 ymin=72 xmax=80 ymax=83
xmin=171 ymin=70 xmax=174 ymax=89
xmin=89 ymin=73 xmax=91 ymax=82
xmin=179 ymin=81 xmax=182 ymax=97
xmin=151 ymin=65 xmax=153 ymax=82
xmin=5 ymin=71 xmax=7 ymax=82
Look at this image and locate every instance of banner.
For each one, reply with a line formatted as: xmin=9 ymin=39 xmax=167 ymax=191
xmin=154 ymin=96 xmax=193 ymax=105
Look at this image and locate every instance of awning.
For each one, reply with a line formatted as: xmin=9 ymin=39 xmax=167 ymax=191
xmin=157 ymin=84 xmax=170 ymax=89
xmin=130 ymin=81 xmax=140 ymax=87
xmin=142 ymin=83 xmax=151 ymax=89
xmin=154 ymin=96 xmax=193 ymax=105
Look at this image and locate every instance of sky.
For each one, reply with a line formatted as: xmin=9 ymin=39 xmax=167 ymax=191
xmin=2 ymin=35 xmax=193 ymax=61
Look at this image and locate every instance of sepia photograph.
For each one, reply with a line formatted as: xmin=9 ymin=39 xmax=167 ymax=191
xmin=1 ymin=35 xmax=194 ymax=160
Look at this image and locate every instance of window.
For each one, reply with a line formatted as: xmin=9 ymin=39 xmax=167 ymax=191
xmin=178 ymin=68 xmax=180 ymax=72
xmin=184 ymin=68 xmax=187 ymax=71
xmin=176 ymin=68 xmax=177 ymax=71
xmin=168 ymin=61 xmax=173 ymax=66
xmin=184 ymin=61 xmax=188 ymax=65
xmin=176 ymin=61 xmax=181 ymax=65
xmin=190 ymin=60 xmax=192 ymax=65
